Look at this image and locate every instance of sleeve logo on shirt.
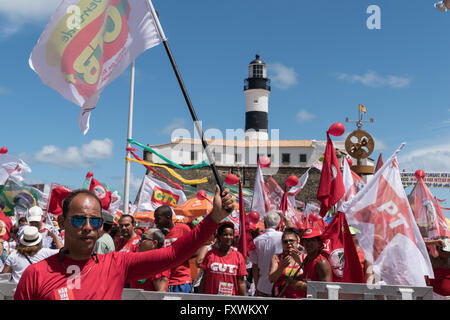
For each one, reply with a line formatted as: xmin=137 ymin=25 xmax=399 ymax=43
xmin=210 ymin=262 xmax=237 ymax=275
xmin=53 ymin=287 xmax=75 ymax=300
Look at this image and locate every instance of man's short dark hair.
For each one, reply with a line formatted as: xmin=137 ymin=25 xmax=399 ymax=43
xmin=62 ymin=189 xmax=102 ymax=218
xmin=154 ymin=205 xmax=172 ymax=219
xmin=103 ymin=223 xmax=113 ymax=232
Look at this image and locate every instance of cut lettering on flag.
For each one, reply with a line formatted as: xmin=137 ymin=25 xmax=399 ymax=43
xmin=317 ymin=133 xmax=345 ymax=217
xmin=340 ymin=144 xmax=434 ymax=286
xmin=136 ymin=176 xmax=187 ymax=212
xmin=29 ymin=0 xmax=166 ymax=134
xmin=321 ymin=211 xmax=364 ymax=283
xmin=47 ymin=183 xmax=72 ymax=216
xmin=408 ymin=176 xmax=450 ymax=240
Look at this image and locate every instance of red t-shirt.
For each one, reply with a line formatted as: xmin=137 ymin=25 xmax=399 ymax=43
xmin=130 ymin=269 xmax=170 ymax=291
xmin=200 ymin=247 xmax=247 ymax=296
xmin=117 ymin=235 xmax=140 ymax=253
xmin=13 ymin=216 xmax=217 ymax=300
xmin=164 ymin=223 xmax=192 ymax=286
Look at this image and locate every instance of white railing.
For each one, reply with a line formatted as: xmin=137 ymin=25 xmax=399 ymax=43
xmin=306 ymin=281 xmax=434 ymax=300
xmin=0 ymin=276 xmax=434 ymax=300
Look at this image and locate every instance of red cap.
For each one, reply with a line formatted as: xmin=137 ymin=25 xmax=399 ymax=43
xmin=302 ymin=228 xmax=322 ymax=239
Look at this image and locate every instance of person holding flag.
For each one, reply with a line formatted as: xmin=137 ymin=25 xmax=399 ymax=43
xmin=14 ymin=186 xmax=235 ymax=300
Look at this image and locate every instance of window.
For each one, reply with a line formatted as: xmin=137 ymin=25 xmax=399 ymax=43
xmin=299 ymin=154 xmax=307 ymax=163
xmin=253 ymin=65 xmax=263 ymax=78
xmin=190 ymin=151 xmax=197 ymax=161
xmin=282 ymin=153 xmax=290 ymax=164
xmin=235 ymin=153 xmax=242 ymax=163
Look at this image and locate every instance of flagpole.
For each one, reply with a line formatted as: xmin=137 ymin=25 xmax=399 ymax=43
xmin=147 ymin=4 xmax=226 ymax=196
xmin=123 ymin=61 xmax=136 ymax=215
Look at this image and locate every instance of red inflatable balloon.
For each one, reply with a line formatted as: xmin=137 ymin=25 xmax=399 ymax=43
xmin=196 ymin=190 xmax=207 ymax=200
xmin=328 ymin=122 xmax=345 ymax=136
xmin=0 ymin=147 xmax=7 ymax=154
xmin=258 ymin=156 xmax=271 ymax=168
xmin=225 ymin=173 xmax=240 ymax=185
xmin=285 ymin=175 xmax=298 ymax=187
xmin=309 ymin=213 xmax=320 ymax=222
xmin=86 ymin=171 xmax=94 ymax=178
xmin=415 ymin=170 xmax=425 ymax=180
xmin=248 ymin=211 xmax=260 ymax=224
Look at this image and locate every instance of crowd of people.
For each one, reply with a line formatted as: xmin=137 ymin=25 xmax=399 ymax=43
xmin=0 ymin=186 xmax=448 ymax=300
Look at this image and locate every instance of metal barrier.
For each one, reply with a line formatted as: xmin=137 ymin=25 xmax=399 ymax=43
xmin=0 ymin=278 xmax=16 ymax=300
xmin=0 ymin=278 xmax=434 ymax=300
xmin=122 ymin=289 xmax=290 ymax=300
xmin=306 ymin=281 xmax=434 ymax=300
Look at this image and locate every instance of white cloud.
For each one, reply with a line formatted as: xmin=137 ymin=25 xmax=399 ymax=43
xmin=32 ymin=138 xmax=114 ymax=169
xmin=374 ymin=138 xmax=387 ymax=150
xmin=336 ymin=71 xmax=411 ymax=88
xmin=398 ymin=143 xmax=450 ymax=172
xmin=296 ymin=109 xmax=315 ymax=123
xmin=268 ymin=62 xmax=298 ymax=90
xmin=0 ymin=0 xmax=60 ymax=37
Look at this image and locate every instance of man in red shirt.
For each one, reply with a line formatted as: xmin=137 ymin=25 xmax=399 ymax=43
xmin=14 ymin=186 xmax=234 ymax=300
xmin=154 ymin=205 xmax=194 ymax=293
xmin=130 ymin=228 xmax=170 ymax=291
xmin=116 ymin=215 xmax=140 ymax=253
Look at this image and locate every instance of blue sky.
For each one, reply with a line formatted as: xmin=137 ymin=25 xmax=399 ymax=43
xmin=0 ymin=0 xmax=449 ymax=218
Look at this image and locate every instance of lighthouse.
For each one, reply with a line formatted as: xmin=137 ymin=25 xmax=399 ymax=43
xmin=244 ymin=54 xmax=271 ymax=140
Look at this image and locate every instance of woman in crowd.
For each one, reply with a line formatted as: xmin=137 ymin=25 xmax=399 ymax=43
xmin=198 ymin=221 xmax=247 ymax=296
xmin=269 ymin=227 xmax=304 ymax=298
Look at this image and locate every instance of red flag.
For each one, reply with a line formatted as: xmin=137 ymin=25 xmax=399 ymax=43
xmin=0 ymin=209 xmax=12 ymax=241
xmin=89 ymin=178 xmax=112 ymax=210
xmin=47 ymin=183 xmax=72 ymax=216
xmin=408 ymin=177 xmax=450 ymax=239
xmin=317 ymin=133 xmax=345 ymax=217
xmin=375 ymin=153 xmax=384 ymax=173
xmin=321 ymin=211 xmax=364 ymax=283
xmin=237 ymin=181 xmax=255 ymax=258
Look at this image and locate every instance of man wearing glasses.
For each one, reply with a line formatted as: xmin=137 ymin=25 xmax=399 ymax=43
xmin=14 ymin=186 xmax=234 ymax=300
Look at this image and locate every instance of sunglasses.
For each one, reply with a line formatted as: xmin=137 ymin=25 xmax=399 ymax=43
xmin=70 ymin=215 xmax=104 ymax=230
xmin=140 ymin=235 xmax=154 ymax=242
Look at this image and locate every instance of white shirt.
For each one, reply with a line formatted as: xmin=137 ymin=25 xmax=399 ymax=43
xmin=248 ymin=228 xmax=283 ymax=295
xmin=4 ymin=248 xmax=59 ymax=284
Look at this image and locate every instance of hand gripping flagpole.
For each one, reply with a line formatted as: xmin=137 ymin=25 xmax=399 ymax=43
xmin=149 ymin=3 xmax=230 ymax=210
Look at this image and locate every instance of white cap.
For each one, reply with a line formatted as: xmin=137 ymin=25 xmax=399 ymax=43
xmin=27 ymin=206 xmax=43 ymax=222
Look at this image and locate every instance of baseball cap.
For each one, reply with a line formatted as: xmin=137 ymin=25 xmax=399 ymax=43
xmin=27 ymin=206 xmax=43 ymax=222
xmin=102 ymin=211 xmax=114 ymax=225
xmin=302 ymin=228 xmax=322 ymax=239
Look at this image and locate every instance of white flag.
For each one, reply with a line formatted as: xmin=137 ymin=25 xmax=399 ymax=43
xmin=136 ymin=176 xmax=187 ymax=213
xmin=29 ymin=0 xmax=166 ymax=134
xmin=340 ymin=145 xmax=434 ymax=286
xmin=250 ymin=165 xmax=270 ymax=219
xmin=337 ymin=158 xmax=365 ymax=211
xmin=0 ymin=154 xmax=31 ymax=185
xmin=288 ymin=170 xmax=309 ymax=207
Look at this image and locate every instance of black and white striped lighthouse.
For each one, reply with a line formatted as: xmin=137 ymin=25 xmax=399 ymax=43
xmin=244 ymin=54 xmax=271 ymax=140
